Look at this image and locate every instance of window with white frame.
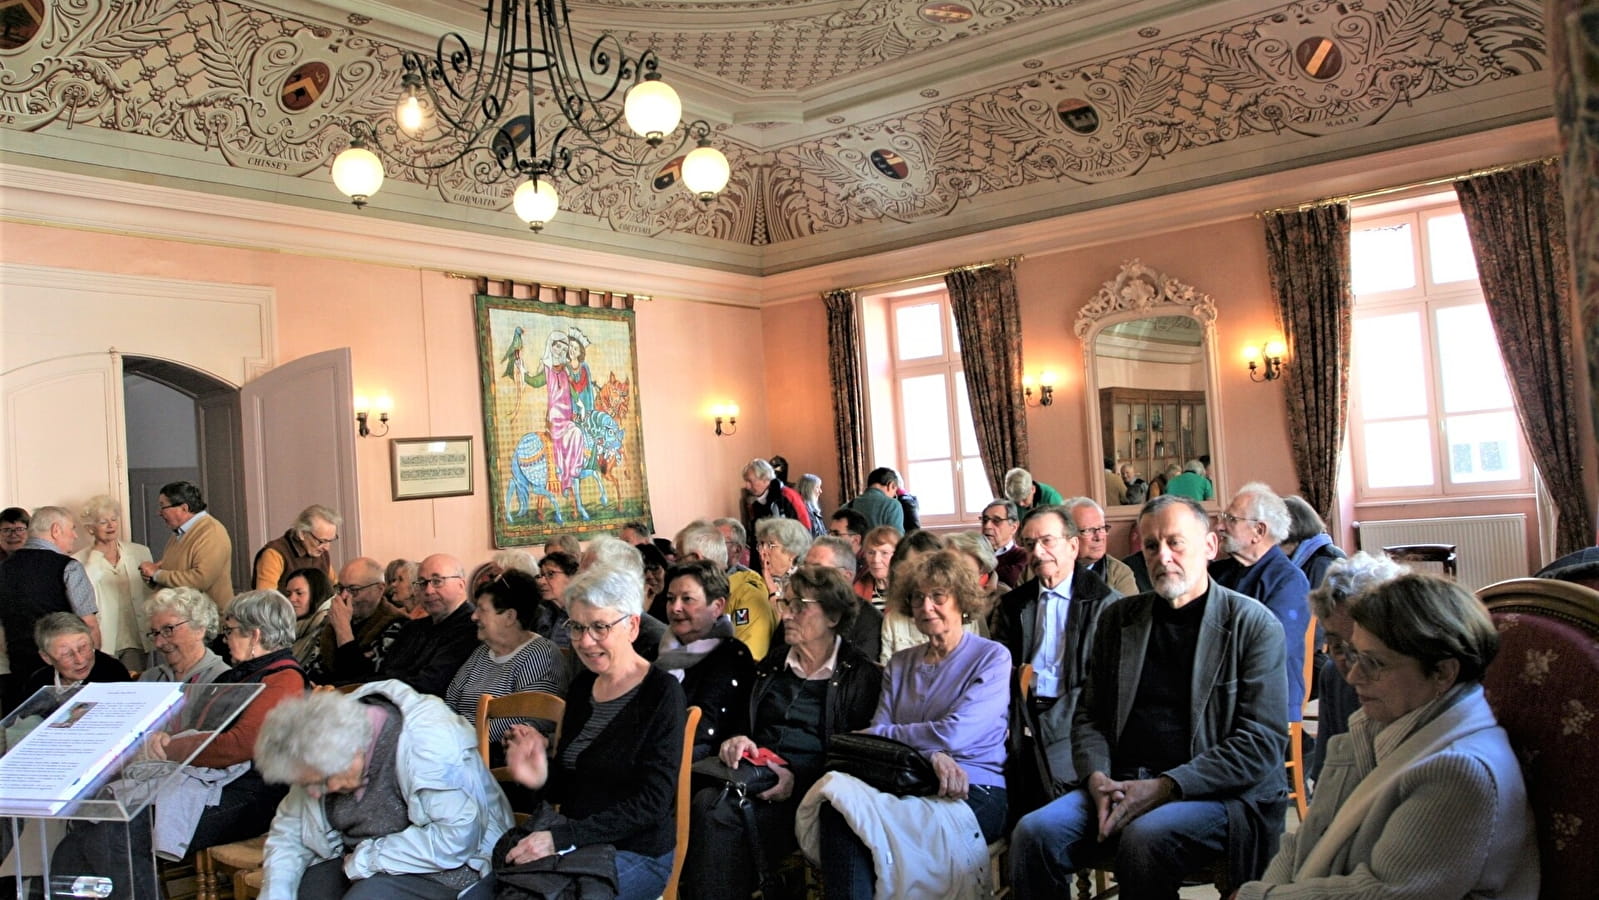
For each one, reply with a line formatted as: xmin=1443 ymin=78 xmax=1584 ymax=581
xmin=1347 ymin=197 xmax=1531 ymax=500
xmin=866 ymin=284 xmax=991 ymax=526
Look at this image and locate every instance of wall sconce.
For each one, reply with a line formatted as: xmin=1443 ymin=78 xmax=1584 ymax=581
xmin=354 ymin=394 xmax=392 ymax=437
xmin=1244 ymin=340 xmax=1287 ymax=382
xmin=711 ymin=403 xmax=739 ymax=437
xmin=1023 ymin=371 xmax=1057 ymax=407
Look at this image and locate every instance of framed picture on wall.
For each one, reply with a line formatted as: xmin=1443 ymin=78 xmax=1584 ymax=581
xmin=390 ymin=436 xmax=475 ymax=501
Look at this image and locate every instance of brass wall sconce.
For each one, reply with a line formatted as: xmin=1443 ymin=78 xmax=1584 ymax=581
xmin=1244 ymin=340 xmax=1287 ymax=382
xmin=1023 ymin=372 xmax=1058 ymax=407
xmin=712 ymin=403 xmax=739 ymax=437
xmin=355 ymin=394 xmax=393 ymax=437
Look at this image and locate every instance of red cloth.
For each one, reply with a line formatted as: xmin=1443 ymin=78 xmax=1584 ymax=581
xmin=165 ymin=664 xmax=305 ymax=768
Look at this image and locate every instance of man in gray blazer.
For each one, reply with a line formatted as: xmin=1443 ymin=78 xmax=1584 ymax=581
xmin=1010 ymin=494 xmax=1289 ymax=898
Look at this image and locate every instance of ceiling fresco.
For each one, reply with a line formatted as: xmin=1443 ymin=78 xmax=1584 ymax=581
xmin=0 ymin=0 xmax=1553 ymax=273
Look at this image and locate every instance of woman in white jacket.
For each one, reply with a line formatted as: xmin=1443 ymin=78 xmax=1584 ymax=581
xmin=254 ymin=681 xmax=512 ymax=900
xmin=1235 ymin=574 xmax=1538 ymax=900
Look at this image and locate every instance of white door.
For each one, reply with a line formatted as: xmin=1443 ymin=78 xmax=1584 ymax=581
xmin=240 ymin=348 xmax=360 ymax=568
xmin=0 ymin=352 xmax=127 ymax=512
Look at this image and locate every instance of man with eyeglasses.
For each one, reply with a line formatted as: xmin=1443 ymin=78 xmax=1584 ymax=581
xmin=826 ymin=508 xmax=868 ymax=555
xmin=366 ymin=553 xmax=478 ymax=697
xmin=1209 ymin=481 xmax=1311 ymax=725
xmin=978 ymin=499 xmax=1028 ymax=587
xmin=0 ymin=506 xmax=101 ymax=711
xmin=251 ymin=504 xmax=341 ymax=592
xmin=0 ymin=506 xmax=30 ymax=563
xmin=991 ymin=506 xmax=1119 ymax=807
xmin=318 ymin=556 xmax=407 ymax=686
xmin=137 ymin=480 xmax=234 ymax=610
xmin=1063 ymin=497 xmax=1138 ymax=596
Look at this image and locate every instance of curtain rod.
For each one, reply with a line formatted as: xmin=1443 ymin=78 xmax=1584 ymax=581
xmin=1257 ymin=156 xmax=1559 ymax=216
xmin=444 ymin=270 xmax=653 ymax=302
xmin=833 ymin=255 xmax=1022 ymax=296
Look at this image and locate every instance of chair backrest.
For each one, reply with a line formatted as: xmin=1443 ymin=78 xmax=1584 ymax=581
xmin=1302 ymin=614 xmax=1318 ymax=716
xmin=1383 ymin=543 xmax=1458 ymax=578
xmin=476 ymin=690 xmax=566 ymax=771
xmin=662 ymin=705 xmax=703 ymax=900
xmin=1478 ymin=577 xmax=1599 ymax=900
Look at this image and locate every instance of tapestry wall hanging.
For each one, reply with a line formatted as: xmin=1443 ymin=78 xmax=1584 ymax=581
xmin=475 ymin=293 xmax=650 ymax=546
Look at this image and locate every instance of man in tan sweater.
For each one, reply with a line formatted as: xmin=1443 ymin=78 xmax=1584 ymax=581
xmin=138 ymin=480 xmax=234 ymax=610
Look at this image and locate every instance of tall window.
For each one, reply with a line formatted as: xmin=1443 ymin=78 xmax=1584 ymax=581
xmin=1348 ymin=198 xmax=1530 ymax=500
xmin=873 ymin=284 xmax=991 ymax=526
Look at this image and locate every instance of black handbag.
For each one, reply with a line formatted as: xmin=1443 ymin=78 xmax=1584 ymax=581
xmin=825 ymin=733 xmax=939 ymax=796
xmin=690 ymin=755 xmax=781 ymax=797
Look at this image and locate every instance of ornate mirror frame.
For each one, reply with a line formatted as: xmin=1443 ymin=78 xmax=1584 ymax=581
xmin=1075 ymin=258 xmax=1226 ymax=512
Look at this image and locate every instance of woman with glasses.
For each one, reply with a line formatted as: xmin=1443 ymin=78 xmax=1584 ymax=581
xmin=531 ymin=550 xmax=579 ymax=649
xmin=284 ymin=566 xmax=335 ymax=678
xmin=54 ymin=590 xmax=309 ymax=900
xmin=138 ymin=586 xmax=229 ymax=684
xmin=755 ymin=517 xmax=812 ymax=602
xmin=499 ymin=565 xmax=686 ymax=900
xmin=444 ymin=569 xmax=565 ymax=761
xmin=685 ymin=565 xmax=881 ymax=900
xmin=805 ymin=550 xmax=1010 ymax=899
xmin=75 ymin=494 xmax=155 ymax=670
xmin=1236 ymin=573 xmax=1538 ymax=900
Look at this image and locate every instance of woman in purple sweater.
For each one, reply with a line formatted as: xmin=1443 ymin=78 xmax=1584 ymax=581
xmin=818 ymin=550 xmax=1011 ymax=898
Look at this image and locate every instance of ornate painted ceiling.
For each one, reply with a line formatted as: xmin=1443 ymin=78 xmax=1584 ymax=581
xmin=0 ymin=0 xmax=1553 ymax=274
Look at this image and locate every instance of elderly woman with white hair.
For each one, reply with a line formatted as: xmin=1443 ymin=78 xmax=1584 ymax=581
xmin=75 ymin=494 xmax=155 ymax=669
xmin=139 ymin=586 xmax=230 ymax=685
xmin=255 ymin=681 xmax=512 ymax=900
xmin=500 ymin=565 xmax=687 ymax=900
xmin=755 ymin=517 xmax=811 ymax=602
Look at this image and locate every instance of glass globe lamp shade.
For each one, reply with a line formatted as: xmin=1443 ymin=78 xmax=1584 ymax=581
xmin=624 ymin=77 xmax=681 ymax=144
xmin=513 ymin=178 xmax=560 ymax=232
xmin=331 ymin=145 xmax=384 ymax=208
xmin=681 ymin=145 xmax=731 ymax=201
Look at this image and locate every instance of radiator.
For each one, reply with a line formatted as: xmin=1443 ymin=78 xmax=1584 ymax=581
xmin=1354 ymin=514 xmax=1528 ymax=591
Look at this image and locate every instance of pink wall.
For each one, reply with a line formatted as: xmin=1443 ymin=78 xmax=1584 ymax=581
xmin=761 ymin=298 xmax=843 ymax=505
xmin=1 ymin=220 xmax=765 ymax=569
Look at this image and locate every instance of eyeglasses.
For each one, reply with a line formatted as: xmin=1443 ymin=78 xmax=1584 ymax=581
xmin=412 ymin=574 xmax=464 ymax=590
xmin=978 ymin=515 xmax=1014 ymax=526
xmin=1078 ymin=526 xmax=1111 ymax=538
xmin=776 ymin=596 xmax=818 ymax=614
xmin=0 ymin=525 xmax=26 ymax=536
xmin=1217 ymin=513 xmax=1259 ymax=527
xmin=1018 ymin=535 xmax=1067 ymax=551
xmin=306 ymin=532 xmax=339 ymax=547
xmin=913 ymin=590 xmax=956 ymax=607
xmin=756 ymin=540 xmax=782 ymax=551
xmin=219 ymin=625 xmax=243 ymax=639
xmin=336 ymin=581 xmax=382 ymax=595
xmin=1339 ymin=648 xmax=1391 ymax=679
xmin=145 ymin=621 xmax=191 ymax=642
xmin=564 ymin=614 xmax=630 ymax=641
xmin=157 ymin=503 xmax=179 ymax=511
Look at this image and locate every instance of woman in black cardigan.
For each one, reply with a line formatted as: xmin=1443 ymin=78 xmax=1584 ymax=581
xmin=683 ymin=565 xmax=883 ymax=900
xmin=656 ymin=559 xmax=755 ymax=759
xmin=502 ymin=565 xmax=687 ymax=900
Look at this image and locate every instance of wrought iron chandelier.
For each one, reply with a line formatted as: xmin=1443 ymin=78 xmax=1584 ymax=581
xmin=329 ymin=0 xmax=731 ymax=232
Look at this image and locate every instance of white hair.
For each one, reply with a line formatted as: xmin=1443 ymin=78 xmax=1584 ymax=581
xmin=584 ymin=536 xmax=644 ymax=577
xmin=565 ymin=564 xmax=645 ymax=617
xmin=1234 ymin=481 xmax=1291 ymax=543
xmin=256 ymin=692 xmax=373 ymax=783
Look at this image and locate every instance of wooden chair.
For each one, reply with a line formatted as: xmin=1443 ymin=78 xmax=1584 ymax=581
xmin=662 ymin=705 xmax=702 ymax=900
xmin=1478 ymin=577 xmax=1599 ymax=900
xmin=1383 ymin=543 xmax=1458 ymax=578
xmin=1285 ymin=614 xmax=1318 ymax=822
xmin=194 ymin=835 xmax=267 ymax=900
xmin=474 ymin=690 xmax=566 ymax=773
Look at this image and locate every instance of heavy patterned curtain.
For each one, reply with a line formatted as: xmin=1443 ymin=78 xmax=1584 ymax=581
xmin=1261 ymin=203 xmax=1352 ymax=522
xmin=823 ymin=288 xmax=868 ymax=503
xmin=946 ymin=262 xmax=1029 ymax=495
xmin=1455 ymin=161 xmax=1595 ymax=556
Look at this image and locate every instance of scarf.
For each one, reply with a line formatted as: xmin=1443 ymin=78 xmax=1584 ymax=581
xmin=656 ymin=614 xmax=735 ymax=680
xmin=1289 ymin=532 xmax=1334 ymax=568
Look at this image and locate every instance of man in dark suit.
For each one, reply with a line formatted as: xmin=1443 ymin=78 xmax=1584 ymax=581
xmin=1010 ymin=495 xmax=1288 ymax=897
xmin=991 ymin=506 xmax=1119 ymax=801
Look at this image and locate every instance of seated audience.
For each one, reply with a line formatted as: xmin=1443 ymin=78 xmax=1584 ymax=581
xmin=943 ymin=530 xmax=1003 ymax=629
xmin=1011 ymin=494 xmax=1288 ymax=896
xmin=1119 ymin=463 xmax=1149 ymax=506
xmin=827 ymin=508 xmax=869 ymax=556
xmin=1004 ymin=466 xmax=1063 ymax=514
xmin=846 ymin=467 xmax=905 ymax=532
xmin=656 ymin=559 xmax=754 ymax=759
xmin=1211 ymin=482 xmax=1311 ymax=724
xmin=713 ymin=517 xmax=752 ymax=570
xmin=796 ymin=473 xmax=828 ymax=538
xmin=284 ymin=566 xmax=335 ymax=677
xmin=802 ymin=535 xmax=882 ymax=660
xmin=618 ymin=521 xmax=653 ymax=546
xmin=1236 ymin=574 xmax=1539 ymax=899
xmin=673 ymin=524 xmax=772 ymax=661
xmin=321 ymin=557 xmax=408 ymax=686
xmin=0 ymin=505 xmax=100 ymax=710
xmin=1307 ymin=551 xmax=1406 ymax=782
xmin=755 ymin=517 xmax=812 ymax=603
xmin=1164 ymin=459 xmax=1214 ymax=501
xmin=1119 ymin=520 xmax=1154 ymax=593
xmin=361 ymin=554 xmax=479 ymax=697
xmin=877 ymin=529 xmax=953 ymax=663
xmin=686 ymin=565 xmax=882 ymax=900
xmin=533 ymin=549 xmax=578 ymax=648
xmin=252 ymin=504 xmax=339 ymax=591
xmin=803 ymin=550 xmax=1010 ymax=898
xmin=26 ymin=612 xmax=130 ymax=692
xmin=139 ymin=587 xmax=230 ymax=684
xmin=639 ymin=541 xmax=671 ymax=620
xmin=383 ymin=558 xmax=424 ymax=619
xmin=992 ymin=506 xmax=1119 ymax=800
xmin=75 ymin=494 xmax=153 ymax=669
xmin=445 ymin=569 xmax=565 ymax=755
xmin=854 ymin=525 xmax=900 ymax=610
xmin=256 ymin=683 xmax=512 ymax=900
xmin=1282 ymin=495 xmax=1347 ymax=590
xmin=54 ymin=590 xmax=309 ymax=900
xmin=581 ymin=537 xmax=667 ymax=661
xmin=979 ymin=498 xmax=1028 ymax=588
xmin=500 ymin=565 xmax=686 ymax=900
xmin=1064 ymin=497 xmax=1138 ymax=595
xmin=542 ymin=534 xmax=582 ymax=558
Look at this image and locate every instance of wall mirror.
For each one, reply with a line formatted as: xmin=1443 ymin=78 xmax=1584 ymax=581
xmin=1075 ymin=259 xmax=1225 ymax=511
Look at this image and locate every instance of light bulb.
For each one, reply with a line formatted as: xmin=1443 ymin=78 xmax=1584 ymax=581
xmin=1243 ymin=345 xmax=1261 ymax=362
xmin=512 ymin=178 xmax=560 ymax=232
xmin=397 ymin=95 xmax=424 ymax=133
xmin=681 ymin=144 xmax=731 ymax=201
xmin=353 ymin=395 xmax=370 ymax=415
xmin=1265 ymin=339 xmax=1287 ymax=358
xmin=624 ymin=77 xmax=681 ymax=143
xmin=331 ymin=144 xmax=384 ymax=207
xmin=1040 ymin=370 xmax=1059 ymax=387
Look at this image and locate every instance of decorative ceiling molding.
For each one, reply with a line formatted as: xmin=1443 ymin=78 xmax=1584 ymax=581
xmin=1075 ymin=258 xmax=1216 ymax=339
